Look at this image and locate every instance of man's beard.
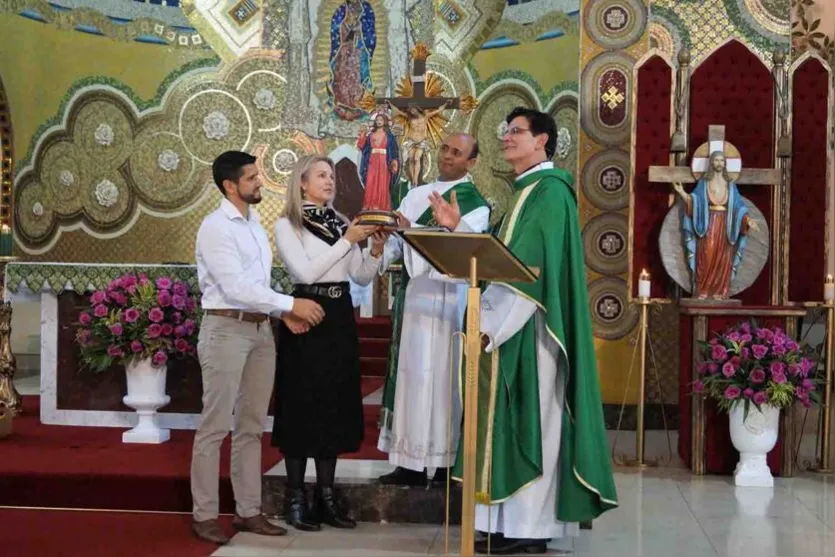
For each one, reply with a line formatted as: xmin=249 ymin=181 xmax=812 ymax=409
xmin=241 ymin=192 xmax=262 ymax=204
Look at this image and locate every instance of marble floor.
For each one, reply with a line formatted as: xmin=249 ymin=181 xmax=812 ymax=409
xmin=14 ymin=374 xmax=835 ymax=555
xmin=213 ymin=466 xmax=835 ymax=557
xmin=14 ymin=373 xmax=39 ymax=396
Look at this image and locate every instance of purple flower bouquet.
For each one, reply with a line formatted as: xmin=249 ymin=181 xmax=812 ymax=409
xmin=75 ymin=273 xmax=201 ymax=372
xmin=692 ymin=319 xmax=823 ymax=415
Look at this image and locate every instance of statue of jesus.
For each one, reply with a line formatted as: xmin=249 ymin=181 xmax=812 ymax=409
xmin=399 ymin=99 xmax=452 ymax=186
xmin=672 ymin=151 xmax=760 ymax=300
xmin=356 ymin=110 xmax=400 ymax=211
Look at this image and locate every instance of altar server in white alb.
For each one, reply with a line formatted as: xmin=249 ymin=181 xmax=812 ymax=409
xmin=376 ymin=133 xmax=491 ymax=486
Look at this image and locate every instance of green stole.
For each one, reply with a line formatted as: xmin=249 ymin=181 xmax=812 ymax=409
xmin=451 ymin=168 xmax=618 ymax=522
xmin=380 ymin=181 xmax=489 ymax=430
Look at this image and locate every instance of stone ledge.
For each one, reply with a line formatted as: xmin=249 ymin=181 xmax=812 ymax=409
xmin=262 ymin=476 xmax=593 ymax=529
xmin=263 ymin=475 xmax=462 ymax=524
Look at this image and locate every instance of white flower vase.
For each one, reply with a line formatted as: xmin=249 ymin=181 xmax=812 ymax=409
xmin=122 ymin=358 xmax=171 ymax=444
xmin=728 ymin=402 xmax=780 ymax=487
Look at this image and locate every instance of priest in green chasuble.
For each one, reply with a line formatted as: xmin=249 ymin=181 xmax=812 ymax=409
xmin=432 ymin=109 xmax=618 ymax=554
xmin=376 ymin=133 xmax=491 ymax=485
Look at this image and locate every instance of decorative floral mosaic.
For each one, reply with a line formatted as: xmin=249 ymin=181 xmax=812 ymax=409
xmin=1 ymin=0 xmax=206 ymax=49
xmin=7 ymin=0 xmax=582 ymax=266
xmin=4 ymin=261 xmax=292 ymax=296
xmin=576 ymin=0 xmax=649 ymax=341
xmin=651 ymin=0 xmax=790 ymax=64
xmin=12 ymin=51 xmax=317 ymax=252
xmin=792 ymin=0 xmax=835 ymax=62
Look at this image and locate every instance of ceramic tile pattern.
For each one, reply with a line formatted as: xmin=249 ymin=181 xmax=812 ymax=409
xmin=211 ymin=468 xmax=835 ymax=557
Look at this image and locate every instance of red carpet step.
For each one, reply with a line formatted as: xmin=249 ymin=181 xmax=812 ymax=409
xmin=356 ymin=316 xmax=392 ymax=339
xmin=3 ymin=508 xmax=217 ymax=557
xmin=1 ymin=390 xmax=386 ymax=513
xmin=358 ymin=317 xmax=392 ymax=377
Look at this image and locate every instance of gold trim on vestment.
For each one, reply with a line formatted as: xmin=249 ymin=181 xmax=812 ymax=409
xmin=709 ymin=205 xmax=726 ymax=211
xmin=479 ymin=348 xmax=501 ymax=496
xmin=458 ymin=175 xmax=618 ymax=511
xmin=479 ymin=281 xmax=618 ymax=509
xmin=499 ymin=181 xmax=539 ymax=243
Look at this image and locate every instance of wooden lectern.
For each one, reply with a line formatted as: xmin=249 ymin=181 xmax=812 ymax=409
xmin=398 ymin=229 xmax=538 ymax=556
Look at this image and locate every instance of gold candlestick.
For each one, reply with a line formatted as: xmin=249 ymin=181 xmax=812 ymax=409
xmin=0 ymin=255 xmax=21 ymax=416
xmin=612 ymin=270 xmax=673 ymax=467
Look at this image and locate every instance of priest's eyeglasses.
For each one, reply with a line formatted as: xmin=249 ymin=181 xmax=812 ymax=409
xmin=503 ymin=126 xmax=530 ymax=136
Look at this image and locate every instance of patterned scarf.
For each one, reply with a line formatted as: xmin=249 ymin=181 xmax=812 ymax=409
xmin=302 ymin=203 xmax=347 ymax=246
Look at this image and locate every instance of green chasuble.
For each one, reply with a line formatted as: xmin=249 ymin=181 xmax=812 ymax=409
xmin=379 ymin=181 xmax=489 ymax=429
xmin=451 ymin=167 xmax=618 ymax=522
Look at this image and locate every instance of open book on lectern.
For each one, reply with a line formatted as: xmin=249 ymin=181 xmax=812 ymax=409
xmin=395 ymin=229 xmax=539 ymax=283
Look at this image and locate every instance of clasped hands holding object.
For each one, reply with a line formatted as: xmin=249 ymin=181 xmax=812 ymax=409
xmin=282 ymin=221 xmax=391 ymax=334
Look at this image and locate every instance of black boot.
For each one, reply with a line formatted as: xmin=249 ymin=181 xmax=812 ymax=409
xmin=432 ymin=467 xmax=450 ymax=484
xmin=377 ymin=466 xmax=427 ymax=486
xmin=285 ymin=487 xmax=321 ymax=532
xmin=314 ymin=457 xmax=357 ymax=528
xmin=315 ymin=485 xmax=356 ymax=528
xmin=284 ymin=457 xmax=320 ymax=531
xmin=475 ymin=536 xmax=547 ymax=555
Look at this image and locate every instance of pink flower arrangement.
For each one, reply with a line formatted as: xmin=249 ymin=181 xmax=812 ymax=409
xmin=75 ymin=273 xmax=201 ymax=373
xmin=693 ymin=319 xmax=823 ymax=413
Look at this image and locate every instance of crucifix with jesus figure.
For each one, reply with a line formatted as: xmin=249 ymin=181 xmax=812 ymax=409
xmin=649 ymin=125 xmax=782 ymax=304
xmin=355 ymin=42 xmax=477 ymax=226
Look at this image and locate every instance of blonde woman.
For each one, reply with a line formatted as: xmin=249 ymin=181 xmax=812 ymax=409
xmin=271 ymin=155 xmax=388 ymax=531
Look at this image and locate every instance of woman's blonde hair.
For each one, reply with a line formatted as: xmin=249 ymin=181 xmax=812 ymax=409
xmin=282 ymin=154 xmax=346 ymax=230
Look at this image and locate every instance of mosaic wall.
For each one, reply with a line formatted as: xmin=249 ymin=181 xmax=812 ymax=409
xmin=1 ymin=0 xmax=580 ymax=263
xmin=580 ymin=0 xmax=803 ymax=406
xmin=577 ymin=0 xmax=650 ymax=404
xmin=5 ymin=0 xmax=821 ymax=403
xmin=651 ymin=0 xmax=790 ymax=64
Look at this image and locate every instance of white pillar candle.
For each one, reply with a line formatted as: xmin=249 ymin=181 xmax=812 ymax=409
xmin=825 ymin=275 xmax=834 ymax=301
xmin=638 ymin=269 xmax=651 ymax=299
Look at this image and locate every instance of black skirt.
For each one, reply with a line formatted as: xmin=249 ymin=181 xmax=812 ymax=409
xmin=271 ymin=281 xmax=364 ymax=457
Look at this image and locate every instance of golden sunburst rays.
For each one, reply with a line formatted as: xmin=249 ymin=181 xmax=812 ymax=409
xmin=411 ymin=42 xmax=430 ymax=61
xmin=391 ymin=73 xmax=459 ymax=147
xmin=358 ymin=92 xmax=378 ymax=113
xmin=459 ymin=94 xmax=478 ymax=112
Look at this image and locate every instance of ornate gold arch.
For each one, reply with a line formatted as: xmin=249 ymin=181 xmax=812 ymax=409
xmin=0 ymin=75 xmax=13 ymax=234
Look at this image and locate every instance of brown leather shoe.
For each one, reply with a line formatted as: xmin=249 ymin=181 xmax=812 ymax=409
xmin=192 ymin=519 xmax=230 ymax=544
xmin=232 ymin=514 xmax=288 ymax=536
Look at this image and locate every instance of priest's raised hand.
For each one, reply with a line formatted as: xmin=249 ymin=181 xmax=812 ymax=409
xmin=429 ymin=190 xmax=461 ymax=230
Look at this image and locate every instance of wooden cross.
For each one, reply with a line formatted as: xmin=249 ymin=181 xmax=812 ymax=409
xmin=359 ymin=42 xmax=476 ymax=115
xmin=649 ymin=125 xmax=782 ymax=186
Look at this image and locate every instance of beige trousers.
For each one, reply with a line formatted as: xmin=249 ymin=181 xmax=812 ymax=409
xmin=191 ymin=314 xmax=276 ymax=521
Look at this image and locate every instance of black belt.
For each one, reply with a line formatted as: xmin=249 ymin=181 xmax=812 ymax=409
xmin=294 ymin=282 xmax=349 ymax=299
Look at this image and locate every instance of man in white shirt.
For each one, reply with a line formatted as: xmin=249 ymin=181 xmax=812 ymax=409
xmin=376 ymin=133 xmax=490 ymax=485
xmin=191 ymin=150 xmax=324 ymax=544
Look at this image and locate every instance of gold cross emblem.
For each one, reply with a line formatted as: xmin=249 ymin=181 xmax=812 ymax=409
xmin=601 ymin=86 xmax=625 ymax=110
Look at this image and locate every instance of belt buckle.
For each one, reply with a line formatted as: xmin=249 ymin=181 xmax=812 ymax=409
xmin=327 ymin=285 xmax=343 ymax=298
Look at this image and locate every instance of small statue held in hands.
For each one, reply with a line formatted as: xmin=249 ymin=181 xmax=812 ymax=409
xmin=356 ymin=106 xmax=400 ymax=212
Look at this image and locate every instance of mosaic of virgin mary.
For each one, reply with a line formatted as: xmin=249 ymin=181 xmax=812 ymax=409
xmin=327 ymin=0 xmax=376 ymax=121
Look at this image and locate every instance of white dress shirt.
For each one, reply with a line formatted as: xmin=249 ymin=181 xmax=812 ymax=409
xmin=274 ymin=206 xmax=381 ymax=286
xmin=195 ymin=198 xmax=294 ymax=315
